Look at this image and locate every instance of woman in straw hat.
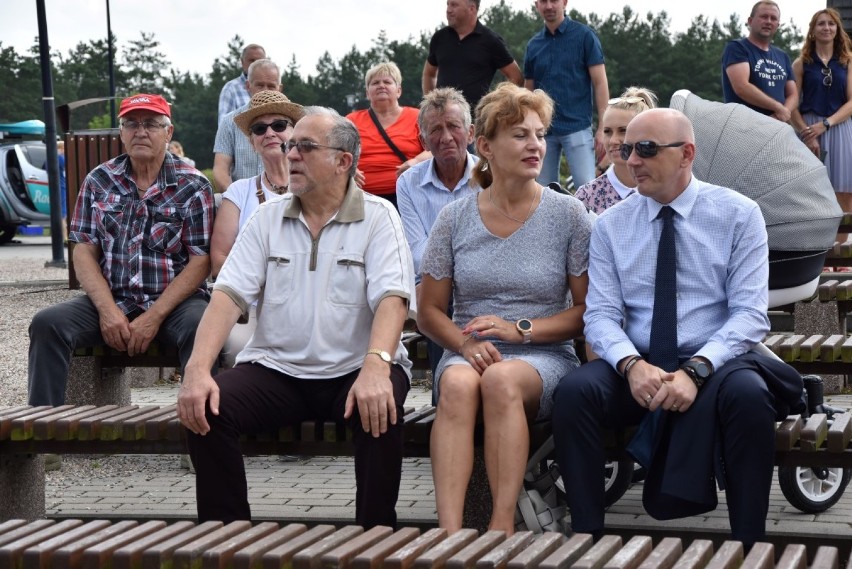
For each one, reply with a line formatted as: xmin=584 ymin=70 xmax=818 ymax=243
xmin=211 ymin=90 xmax=304 ymax=367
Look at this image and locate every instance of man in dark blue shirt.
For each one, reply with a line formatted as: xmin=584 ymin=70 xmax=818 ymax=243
xmin=721 ymin=1 xmax=797 ymax=121
xmin=524 ymin=0 xmax=609 ymax=187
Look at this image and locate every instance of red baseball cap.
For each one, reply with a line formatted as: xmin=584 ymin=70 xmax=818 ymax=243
xmin=118 ymin=94 xmax=171 ymax=118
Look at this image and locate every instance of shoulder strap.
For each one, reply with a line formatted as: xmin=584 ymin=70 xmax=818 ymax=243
xmin=255 ymin=175 xmax=265 ymax=204
xmin=368 ymin=108 xmax=408 ymax=164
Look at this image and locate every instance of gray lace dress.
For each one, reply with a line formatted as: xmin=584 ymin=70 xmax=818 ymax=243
xmin=420 ymin=188 xmax=592 ymax=420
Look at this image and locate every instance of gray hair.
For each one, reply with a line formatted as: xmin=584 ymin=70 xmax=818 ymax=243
xmin=418 ymin=87 xmax=471 ymax=133
xmin=247 ymin=58 xmax=280 ymax=81
xmin=302 ymin=106 xmax=361 ymax=177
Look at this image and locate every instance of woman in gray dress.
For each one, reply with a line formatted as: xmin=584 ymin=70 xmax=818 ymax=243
xmin=418 ymin=83 xmax=592 ymax=534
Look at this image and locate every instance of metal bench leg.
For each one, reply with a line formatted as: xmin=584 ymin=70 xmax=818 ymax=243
xmin=0 ymin=455 xmax=45 ymax=521
xmin=67 ymin=356 xmax=131 ymax=406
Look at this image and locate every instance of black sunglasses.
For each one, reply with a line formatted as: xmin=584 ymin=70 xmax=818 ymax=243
xmin=249 ymin=119 xmax=291 ymax=136
xmin=621 ymin=141 xmax=686 ymax=160
xmin=822 ymin=67 xmax=833 ymax=87
xmin=281 ymin=140 xmax=347 ymax=154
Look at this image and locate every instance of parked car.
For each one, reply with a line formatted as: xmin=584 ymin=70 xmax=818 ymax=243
xmin=0 ymin=141 xmax=50 ymax=244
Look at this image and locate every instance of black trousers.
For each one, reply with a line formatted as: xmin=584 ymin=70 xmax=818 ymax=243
xmin=551 ymin=358 xmax=775 ymax=546
xmin=186 ymin=362 xmax=409 ymax=529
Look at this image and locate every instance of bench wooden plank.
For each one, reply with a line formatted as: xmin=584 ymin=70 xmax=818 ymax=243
xmin=507 ymin=532 xmax=569 ymax=569
xmin=121 ymin=405 xmax=176 ymax=441
xmin=77 ymin=406 xmax=139 ymax=441
xmin=539 ymin=534 xmax=596 ymax=569
xmin=352 ymin=528 xmax=421 ymax=569
xmin=199 ymin=521 xmax=280 ymax=568
xmin=11 ymin=519 xmax=103 ymax=568
xmin=171 ymin=521 xmax=255 ymax=568
xmin=78 ymin=520 xmax=168 ymax=569
xmin=801 ymin=414 xmax=829 ymax=452
xmin=446 ymin=530 xmax=507 ymax=569
xmin=100 ymin=406 xmax=162 ymax=441
xmin=0 ymin=406 xmax=51 ymax=440
xmin=603 ymin=535 xmax=653 ymax=569
xmin=820 ymin=336 xmax=846 ymax=363
xmin=0 ymin=521 xmax=82 ymax=567
xmin=32 ymin=405 xmax=97 ymax=440
xmin=774 ymin=544 xmax=807 ymax=569
xmin=739 ymin=542 xmax=773 ymax=569
xmin=819 ymin=281 xmax=841 ymax=302
xmin=413 ymin=529 xmax=478 ymax=569
xmin=780 ymin=335 xmax=807 ymax=363
xmin=9 ymin=405 xmax=75 ymax=440
xmin=799 ymin=336 xmax=826 ymax=363
xmin=775 ymin=416 xmax=803 ymax=452
xmin=637 ymin=538 xmax=682 ymax=569
xmin=762 ymin=335 xmax=786 ymax=356
xmin=322 ymin=525 xmax=395 ymax=569
xmin=231 ymin=523 xmax=307 ymax=569
xmin=292 ymin=526 xmax=365 ymax=569
xmin=836 ymin=281 xmax=852 ymax=301
xmin=383 ymin=528 xmax=448 ymax=569
xmin=120 ymin=520 xmax=212 ymax=568
xmin=703 ymin=541 xmax=742 ymax=569
xmin=261 ymin=524 xmax=336 ymax=569
xmin=571 ymin=535 xmax=622 ymax=569
xmin=475 ymin=531 xmax=536 ymax=569
xmin=53 ymin=405 xmax=119 ymax=440
xmin=841 ymin=337 xmax=852 ymax=364
xmin=828 ymin=413 xmax=852 ymax=453
xmin=811 ymin=546 xmax=840 ymax=569
xmin=0 ymin=520 xmax=55 ymax=548
xmin=50 ymin=520 xmax=139 ymax=569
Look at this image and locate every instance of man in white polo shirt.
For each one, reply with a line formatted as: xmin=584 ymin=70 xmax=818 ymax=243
xmin=178 ymin=107 xmax=416 ymax=529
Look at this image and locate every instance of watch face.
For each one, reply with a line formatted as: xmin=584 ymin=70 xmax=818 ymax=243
xmin=518 ymin=319 xmax=532 ymax=332
xmin=691 ymin=361 xmax=711 ymax=379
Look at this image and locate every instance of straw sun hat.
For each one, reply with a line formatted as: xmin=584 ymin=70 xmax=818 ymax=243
xmin=234 ymin=91 xmax=305 ymax=137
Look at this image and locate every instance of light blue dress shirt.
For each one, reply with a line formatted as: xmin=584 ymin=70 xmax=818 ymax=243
xmin=397 ymin=153 xmax=480 ymax=278
xmin=585 ymin=177 xmax=770 ymax=371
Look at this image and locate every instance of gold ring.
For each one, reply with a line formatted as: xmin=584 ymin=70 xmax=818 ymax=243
xmin=474 ymin=354 xmax=483 ymax=359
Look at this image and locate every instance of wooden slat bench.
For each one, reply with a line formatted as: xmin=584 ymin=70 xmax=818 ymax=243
xmin=1 ymin=404 xmax=850 ymax=524
xmin=0 ymin=519 xmax=846 ymax=569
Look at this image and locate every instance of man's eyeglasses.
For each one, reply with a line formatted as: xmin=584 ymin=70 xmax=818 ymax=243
xmin=249 ymin=120 xmax=292 ymax=136
xmin=822 ymin=67 xmax=833 ymax=87
xmin=120 ymin=120 xmax=169 ymax=132
xmin=281 ymin=140 xmax=347 ymax=154
xmin=621 ymin=141 xmax=686 ymax=160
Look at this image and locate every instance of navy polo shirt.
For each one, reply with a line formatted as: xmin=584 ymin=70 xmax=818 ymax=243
xmin=427 ymin=20 xmax=515 ymax=111
xmin=524 ymin=16 xmax=605 ymax=135
xmin=721 ymin=37 xmax=793 ymax=114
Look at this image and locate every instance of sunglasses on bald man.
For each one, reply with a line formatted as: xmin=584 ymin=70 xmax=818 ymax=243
xmin=621 ymin=141 xmax=686 ymax=160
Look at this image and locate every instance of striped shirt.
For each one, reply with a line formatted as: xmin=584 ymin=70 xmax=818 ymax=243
xmin=218 ymin=72 xmax=250 ymax=124
xmin=214 ymin=102 xmax=263 ymax=182
xmin=69 ymin=153 xmax=214 ymax=314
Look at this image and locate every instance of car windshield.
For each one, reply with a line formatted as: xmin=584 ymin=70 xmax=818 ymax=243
xmin=19 ymin=144 xmax=46 ymax=169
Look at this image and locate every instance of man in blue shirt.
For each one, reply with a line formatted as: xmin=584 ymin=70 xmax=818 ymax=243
xmin=551 ymin=109 xmax=802 ymax=547
xmin=721 ymin=1 xmax=797 ymax=121
xmin=397 ymin=87 xmax=480 ymax=385
xmin=524 ymin=0 xmax=609 ymax=188
xmin=217 ymin=44 xmax=266 ymax=125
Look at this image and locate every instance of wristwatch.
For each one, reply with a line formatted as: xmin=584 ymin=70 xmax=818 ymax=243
xmin=681 ymin=358 xmax=712 ymax=390
xmin=823 ymin=118 xmax=832 ymax=130
xmin=516 ymin=319 xmax=533 ymax=344
xmin=366 ymin=348 xmax=393 ymax=364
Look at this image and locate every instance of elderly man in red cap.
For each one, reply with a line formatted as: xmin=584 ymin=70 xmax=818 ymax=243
xmin=27 ymin=93 xmax=215 ymax=408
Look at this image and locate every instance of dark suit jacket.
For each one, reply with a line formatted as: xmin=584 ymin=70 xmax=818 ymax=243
xmin=633 ymin=352 xmax=805 ymax=519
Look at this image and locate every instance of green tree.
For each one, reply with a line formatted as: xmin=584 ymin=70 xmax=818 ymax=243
xmin=122 ymin=32 xmax=170 ymax=96
xmin=0 ymin=43 xmax=43 ymax=122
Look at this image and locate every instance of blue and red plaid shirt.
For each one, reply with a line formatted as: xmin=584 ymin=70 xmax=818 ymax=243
xmin=69 ymin=153 xmax=214 ymax=315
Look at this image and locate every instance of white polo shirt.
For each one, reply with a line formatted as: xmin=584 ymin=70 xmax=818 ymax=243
xmin=215 ymin=180 xmax=416 ymax=379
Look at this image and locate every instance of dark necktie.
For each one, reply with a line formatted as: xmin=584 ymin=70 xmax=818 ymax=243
xmin=648 ymin=206 xmax=678 ymax=372
xmin=628 ymin=206 xmax=679 ymax=468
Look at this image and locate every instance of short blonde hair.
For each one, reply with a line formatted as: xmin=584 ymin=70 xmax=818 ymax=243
xmin=473 ymin=83 xmax=554 ymax=188
xmin=364 ymin=61 xmax=402 ymax=90
xmin=607 ymin=86 xmax=657 ymax=114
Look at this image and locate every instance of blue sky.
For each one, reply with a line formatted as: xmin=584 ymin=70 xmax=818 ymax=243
xmin=0 ymin=1 xmax=825 ymax=78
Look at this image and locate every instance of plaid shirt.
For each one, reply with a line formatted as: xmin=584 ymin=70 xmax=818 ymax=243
xmin=218 ymin=72 xmax=250 ymax=124
xmin=69 ymin=153 xmax=214 ymax=314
